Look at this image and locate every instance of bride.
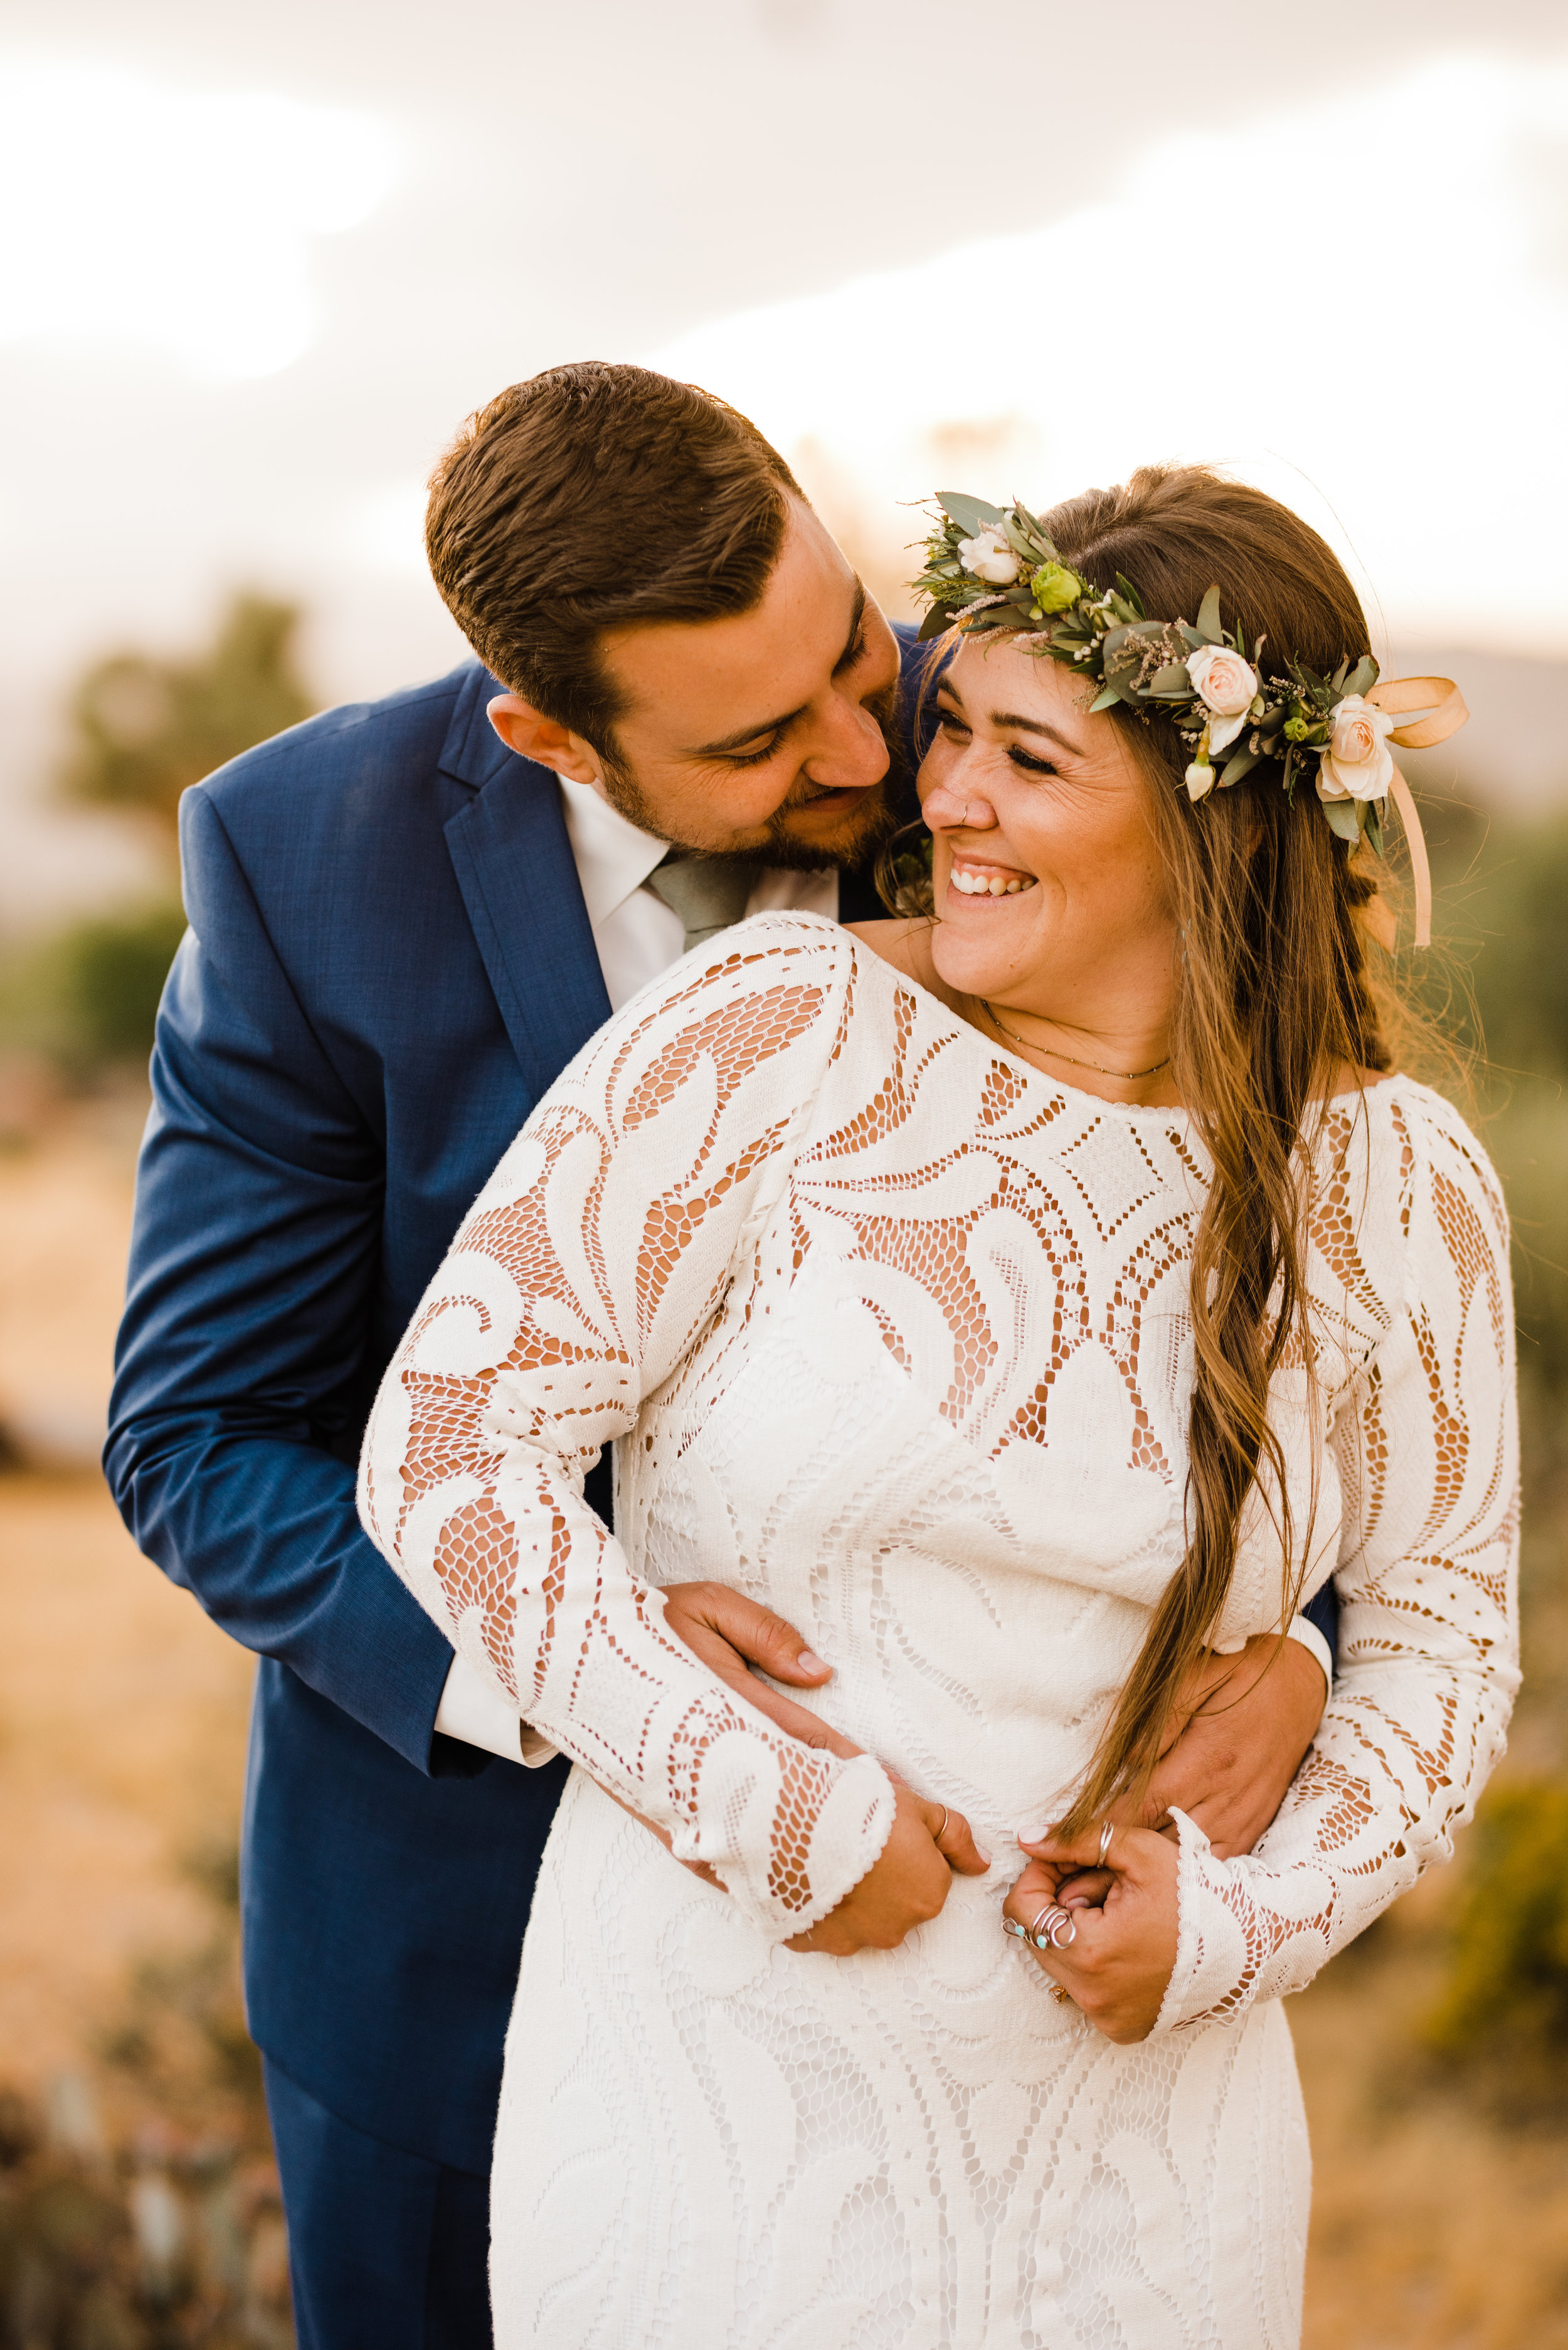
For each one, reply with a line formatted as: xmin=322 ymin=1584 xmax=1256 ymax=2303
xmin=358 ymin=464 xmax=1517 ymax=2347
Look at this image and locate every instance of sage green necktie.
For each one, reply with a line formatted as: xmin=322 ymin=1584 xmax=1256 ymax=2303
xmin=642 ymin=853 xmax=762 ymax=955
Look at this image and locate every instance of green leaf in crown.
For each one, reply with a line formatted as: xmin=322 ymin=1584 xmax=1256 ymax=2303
xmin=904 ymin=487 xmax=1428 ymax=875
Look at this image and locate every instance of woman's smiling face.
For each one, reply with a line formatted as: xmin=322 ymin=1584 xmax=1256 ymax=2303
xmin=918 ymin=635 xmax=1179 ymax=1023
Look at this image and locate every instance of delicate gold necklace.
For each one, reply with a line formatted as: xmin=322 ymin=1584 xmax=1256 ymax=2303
xmin=982 ymin=1001 xmax=1171 ymax=1082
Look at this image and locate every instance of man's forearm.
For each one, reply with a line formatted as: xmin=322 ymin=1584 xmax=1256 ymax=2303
xmin=107 ymin=1415 xmax=455 ymax=1773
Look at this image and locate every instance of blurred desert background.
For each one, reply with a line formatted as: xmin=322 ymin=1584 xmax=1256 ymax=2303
xmin=4 ymin=0 xmax=1568 ymax=2341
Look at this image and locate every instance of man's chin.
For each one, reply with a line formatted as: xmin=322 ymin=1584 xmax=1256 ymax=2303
xmin=763 ymin=787 xmax=898 ymax=874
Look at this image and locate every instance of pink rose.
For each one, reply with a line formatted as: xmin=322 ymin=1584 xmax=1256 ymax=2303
xmin=1316 ymin=694 xmax=1394 ymax=803
xmin=1186 ymin=644 xmax=1258 ymax=754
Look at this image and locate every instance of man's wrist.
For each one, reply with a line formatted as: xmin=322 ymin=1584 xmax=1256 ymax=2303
xmin=434 ymin=1653 xmax=559 ymax=1768
xmin=1285 ymin=1614 xmax=1332 ymax=1696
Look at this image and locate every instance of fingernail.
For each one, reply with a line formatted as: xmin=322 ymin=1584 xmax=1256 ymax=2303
xmin=974 ymin=1846 xmax=992 ymax=1868
xmin=798 ymin=1649 xmax=829 ymax=1676
xmin=1017 ymin=1822 xmax=1049 ymax=1846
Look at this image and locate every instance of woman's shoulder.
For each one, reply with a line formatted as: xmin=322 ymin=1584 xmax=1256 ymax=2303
xmin=1365 ymin=1073 xmax=1510 ymax=1255
xmin=582 ymin=909 xmax=858 ymax=1070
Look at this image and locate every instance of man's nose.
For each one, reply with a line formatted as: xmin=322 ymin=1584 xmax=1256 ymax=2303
xmin=800 ymin=691 xmax=891 ymax=793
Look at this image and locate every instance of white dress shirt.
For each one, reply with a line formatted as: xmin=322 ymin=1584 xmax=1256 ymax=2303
xmin=433 ymin=775 xmax=837 ymax=1764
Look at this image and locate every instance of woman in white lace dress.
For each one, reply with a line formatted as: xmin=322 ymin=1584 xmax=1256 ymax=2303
xmin=359 ymin=467 xmax=1517 ymax=2348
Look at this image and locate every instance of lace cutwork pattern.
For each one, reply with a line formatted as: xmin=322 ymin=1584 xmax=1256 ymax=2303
xmin=358 ymin=912 xmax=1518 ymax=2349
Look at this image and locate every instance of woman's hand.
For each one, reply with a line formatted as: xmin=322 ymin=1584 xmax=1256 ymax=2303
xmin=1003 ymin=1823 xmax=1179 ymax=2043
xmin=787 ymin=1785 xmax=990 ymax=1955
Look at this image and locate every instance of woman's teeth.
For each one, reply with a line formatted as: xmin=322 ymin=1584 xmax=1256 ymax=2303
xmin=952 ymin=868 xmax=1035 ymax=896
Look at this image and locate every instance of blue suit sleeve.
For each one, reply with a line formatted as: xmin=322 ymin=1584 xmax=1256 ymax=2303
xmin=104 ymin=785 xmax=461 ymax=1775
xmin=1302 ymin=1577 xmax=1338 ymax=1674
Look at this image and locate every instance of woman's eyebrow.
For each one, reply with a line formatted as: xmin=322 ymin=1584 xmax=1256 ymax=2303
xmin=988 ymin=710 xmax=1077 ymax=753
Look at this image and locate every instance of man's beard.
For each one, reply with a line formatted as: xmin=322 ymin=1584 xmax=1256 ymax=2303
xmin=598 ymin=680 xmax=906 ymax=875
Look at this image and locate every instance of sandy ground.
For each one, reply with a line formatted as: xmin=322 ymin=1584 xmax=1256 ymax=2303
xmin=0 ymin=1092 xmax=255 ymax=2092
xmin=0 ymin=1474 xmax=253 ymax=2093
xmin=1 ymin=1107 xmax=1564 ymax=2344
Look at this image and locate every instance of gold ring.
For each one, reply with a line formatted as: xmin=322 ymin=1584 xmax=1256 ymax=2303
xmin=1098 ymin=1820 xmax=1114 ymax=1867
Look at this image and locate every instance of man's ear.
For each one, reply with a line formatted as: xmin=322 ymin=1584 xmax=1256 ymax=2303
xmin=487 ymin=694 xmax=603 ymax=789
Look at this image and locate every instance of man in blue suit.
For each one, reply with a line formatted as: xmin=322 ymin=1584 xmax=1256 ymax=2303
xmin=108 ymin=362 xmax=1334 ymax=2347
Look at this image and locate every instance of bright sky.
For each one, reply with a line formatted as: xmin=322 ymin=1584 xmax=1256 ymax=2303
xmin=654 ymin=52 xmax=1568 ymax=656
xmin=0 ymin=0 xmax=1563 ymax=923
xmin=0 ymin=63 xmax=396 ymax=379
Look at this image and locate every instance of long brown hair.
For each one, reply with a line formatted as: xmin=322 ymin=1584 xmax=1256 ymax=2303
xmin=909 ymin=465 xmax=1406 ymax=1833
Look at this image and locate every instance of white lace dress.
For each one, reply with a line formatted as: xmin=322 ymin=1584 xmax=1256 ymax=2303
xmin=359 ymin=913 xmax=1518 ymax=2350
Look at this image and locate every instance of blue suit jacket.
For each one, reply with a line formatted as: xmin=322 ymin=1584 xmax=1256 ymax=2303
xmin=106 ymin=646 xmax=923 ymax=2172
xmin=107 ymin=639 xmax=1337 ymax=2175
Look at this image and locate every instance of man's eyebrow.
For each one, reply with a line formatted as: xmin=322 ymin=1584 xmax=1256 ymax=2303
xmin=685 ymin=578 xmax=869 ymax=760
xmin=832 ymin=578 xmax=869 ymax=674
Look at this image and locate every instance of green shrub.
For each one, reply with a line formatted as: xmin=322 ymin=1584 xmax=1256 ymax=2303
xmin=56 ymin=900 xmax=188 ymax=1068
xmin=1421 ymin=1779 xmax=1568 ymax=2116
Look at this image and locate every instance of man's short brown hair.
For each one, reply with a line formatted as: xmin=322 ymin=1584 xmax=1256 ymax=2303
xmin=425 ymin=361 xmax=802 ymax=756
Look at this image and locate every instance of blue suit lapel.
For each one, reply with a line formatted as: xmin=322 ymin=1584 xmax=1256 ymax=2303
xmin=439 ymin=667 xmax=612 ymax=1102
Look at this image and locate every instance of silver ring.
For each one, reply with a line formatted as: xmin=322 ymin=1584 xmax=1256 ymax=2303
xmin=1002 ymin=1917 xmax=1030 ymax=1942
xmin=1029 ymin=1903 xmax=1073 ymax=1951
xmin=1098 ymin=1821 xmax=1114 ymax=1867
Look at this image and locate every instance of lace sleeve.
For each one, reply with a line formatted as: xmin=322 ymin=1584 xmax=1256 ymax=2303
xmin=1154 ymin=1087 xmax=1520 ymax=2033
xmin=358 ymin=920 xmax=896 ymax=1943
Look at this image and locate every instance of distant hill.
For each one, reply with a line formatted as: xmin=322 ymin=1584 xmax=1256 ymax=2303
xmin=1387 ymin=647 xmax=1567 ymax=814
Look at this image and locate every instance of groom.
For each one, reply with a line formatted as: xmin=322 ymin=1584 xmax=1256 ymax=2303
xmin=108 ymin=362 xmax=1335 ymax=2349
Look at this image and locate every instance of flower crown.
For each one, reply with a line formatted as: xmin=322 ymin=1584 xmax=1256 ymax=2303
xmin=910 ymin=492 xmax=1468 ymax=945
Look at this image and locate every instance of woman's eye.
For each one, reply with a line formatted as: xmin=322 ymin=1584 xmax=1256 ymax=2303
xmin=1007 ymin=744 xmax=1057 ymax=777
xmin=936 ymin=709 xmax=970 ymax=737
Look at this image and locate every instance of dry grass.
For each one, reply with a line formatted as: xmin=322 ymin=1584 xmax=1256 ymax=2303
xmin=1292 ymin=1902 xmax=1568 ymax=2348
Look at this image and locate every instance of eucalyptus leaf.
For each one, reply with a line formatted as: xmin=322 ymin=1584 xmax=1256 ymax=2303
xmin=1364 ymin=805 xmax=1385 ymax=856
xmin=1089 ymin=684 xmax=1123 ymax=712
xmin=1342 ymin=655 xmax=1379 ymax=699
xmin=1149 ymin=661 xmax=1192 ymax=698
xmin=1322 ymin=797 xmax=1361 ymax=843
xmin=1195 ymin=585 xmax=1224 ymax=643
xmin=1218 ymin=747 xmax=1261 ymax=788
xmin=936 ymin=492 xmax=1007 ymax=538
xmin=917 ymin=605 xmax=954 ymax=642
xmin=1177 ymin=622 xmax=1206 ymax=651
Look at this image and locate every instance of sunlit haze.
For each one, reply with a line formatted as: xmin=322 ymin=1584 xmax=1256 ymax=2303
xmin=0 ymin=1 xmax=1564 ymax=928
xmin=654 ymin=53 xmax=1568 ymax=654
xmin=0 ymin=63 xmax=398 ymax=379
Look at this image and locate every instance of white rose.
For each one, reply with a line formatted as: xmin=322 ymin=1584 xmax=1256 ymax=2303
xmin=1185 ymin=643 xmax=1258 ymax=755
xmin=958 ymin=526 xmax=1022 ymax=585
xmin=1316 ymin=694 xmax=1395 ymax=803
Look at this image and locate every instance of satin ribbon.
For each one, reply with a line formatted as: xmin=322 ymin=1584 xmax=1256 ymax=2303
xmin=1362 ymin=675 xmax=1469 ymax=949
